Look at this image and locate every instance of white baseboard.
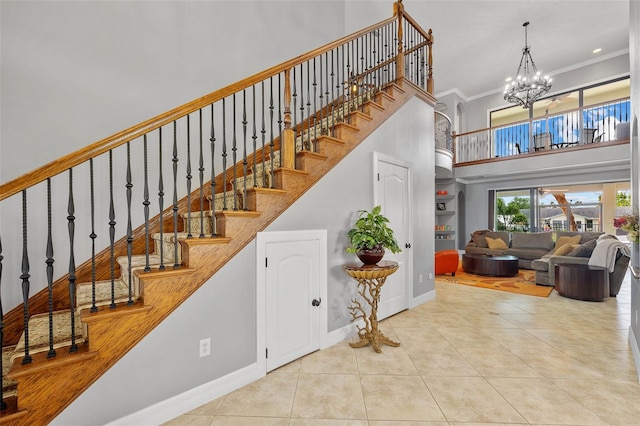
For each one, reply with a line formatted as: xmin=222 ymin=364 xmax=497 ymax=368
xmin=323 ymin=323 xmax=356 ymax=349
xmin=106 ymin=363 xmax=264 ymax=426
xmin=629 ymin=326 xmax=640 ymax=384
xmin=410 ymin=289 xmax=436 ymax=308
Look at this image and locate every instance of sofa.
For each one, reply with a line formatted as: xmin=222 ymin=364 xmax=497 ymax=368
xmin=465 ymin=229 xmax=556 ymax=269
xmin=531 ymin=233 xmax=630 ymax=296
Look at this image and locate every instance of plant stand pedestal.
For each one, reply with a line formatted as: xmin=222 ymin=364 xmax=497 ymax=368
xmin=344 ymin=261 xmax=399 ymax=353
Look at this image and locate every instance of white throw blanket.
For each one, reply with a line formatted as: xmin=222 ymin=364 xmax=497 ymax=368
xmin=588 ymin=238 xmax=631 ymax=272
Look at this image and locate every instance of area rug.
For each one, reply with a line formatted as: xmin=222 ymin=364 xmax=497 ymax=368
xmin=436 ymin=266 xmax=553 ymax=298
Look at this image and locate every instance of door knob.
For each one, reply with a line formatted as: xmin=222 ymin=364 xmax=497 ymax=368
xmin=312 ymin=298 xmax=321 ymax=307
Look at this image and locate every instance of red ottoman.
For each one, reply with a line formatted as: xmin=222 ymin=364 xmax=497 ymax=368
xmin=435 ymin=250 xmax=459 ymax=276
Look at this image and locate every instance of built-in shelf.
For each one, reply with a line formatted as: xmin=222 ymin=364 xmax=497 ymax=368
xmin=435 ymin=179 xmax=456 ymax=250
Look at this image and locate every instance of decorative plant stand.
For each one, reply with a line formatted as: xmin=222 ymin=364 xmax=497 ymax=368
xmin=343 ymin=260 xmax=399 ymax=353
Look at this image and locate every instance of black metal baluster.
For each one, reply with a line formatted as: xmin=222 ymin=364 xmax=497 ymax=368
xmin=260 ymin=82 xmax=267 ymax=187
xmin=158 ymin=128 xmax=165 ymax=270
xmin=242 ymin=90 xmax=248 ymax=209
xmin=186 ymin=115 xmax=193 ymax=236
xmin=262 ymin=80 xmax=276 ymax=188
xmin=319 ymin=55 xmax=324 ymax=139
xmin=198 ymin=109 xmax=205 ymax=237
xmin=0 ymin=236 xmax=5 ymax=410
xmin=278 ymin=74 xmax=283 ymax=161
xmin=312 ymin=58 xmax=318 ymax=151
xmin=269 ymin=77 xmax=275 ymax=173
xmin=252 ymin=86 xmax=258 ymax=188
xmin=46 ymin=178 xmax=56 ymax=357
xmin=209 ymin=105 xmax=217 ymax=237
xmin=20 ymin=190 xmax=32 ymax=364
xmin=222 ymin=99 xmax=228 ymax=210
xmin=108 ymin=151 xmax=117 ymax=308
xmin=89 ymin=160 xmax=98 ymax=313
xmin=231 ymin=95 xmax=238 ymax=211
xmin=305 ymin=62 xmax=311 ymax=151
xmin=172 ymin=121 xmax=180 ymax=266
xmin=67 ymin=170 xmax=78 ymax=352
xmin=292 ymin=67 xmax=298 ymax=143
xmin=126 ymin=143 xmax=134 ymax=305
xmin=143 ymin=134 xmax=151 ymax=272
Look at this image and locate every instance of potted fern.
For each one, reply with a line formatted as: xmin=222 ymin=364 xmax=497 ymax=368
xmin=346 ymin=205 xmax=401 ymax=264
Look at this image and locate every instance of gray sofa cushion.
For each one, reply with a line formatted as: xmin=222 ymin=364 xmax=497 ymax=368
xmin=567 ymin=241 xmax=595 ymax=257
xmin=531 ymin=257 xmax=549 ymax=271
xmin=505 ymin=247 xmax=550 ymax=260
xmin=511 ymin=232 xmax=553 ymax=250
xmin=470 ymin=230 xmax=509 ymax=248
xmin=556 ymin=231 xmax=602 ymax=244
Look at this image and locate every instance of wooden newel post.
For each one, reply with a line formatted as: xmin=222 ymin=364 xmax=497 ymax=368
xmin=394 ymin=0 xmax=404 ymax=86
xmin=427 ymin=29 xmax=434 ymax=94
xmin=282 ymin=68 xmax=295 ymax=170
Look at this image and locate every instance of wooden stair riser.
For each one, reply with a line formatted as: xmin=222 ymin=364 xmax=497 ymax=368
xmin=180 ymin=210 xmax=215 ymax=237
xmin=152 ymin=233 xmax=184 ymax=265
xmin=76 ymin=279 xmax=132 ymax=313
xmin=210 ymin=191 xmax=243 ymax=211
xmin=116 ymin=254 xmax=160 ymax=295
xmin=244 ymin=188 xmax=288 ymax=212
xmin=272 ymin=168 xmax=312 ymax=193
xmin=295 ymin=151 xmax=330 ymax=174
xmin=213 ymin=211 xmax=262 ymax=241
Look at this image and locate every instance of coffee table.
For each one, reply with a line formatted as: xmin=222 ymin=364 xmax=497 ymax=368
xmin=462 ymin=254 xmax=519 ymax=277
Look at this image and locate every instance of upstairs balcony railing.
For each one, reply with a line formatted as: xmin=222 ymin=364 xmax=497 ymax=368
xmin=453 ymin=96 xmax=631 ymax=163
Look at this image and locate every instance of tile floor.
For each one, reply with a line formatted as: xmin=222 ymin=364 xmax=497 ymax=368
xmin=164 ymin=275 xmax=640 ymax=425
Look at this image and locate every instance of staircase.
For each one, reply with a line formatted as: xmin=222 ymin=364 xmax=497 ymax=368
xmin=0 ymin=81 xmax=432 ymax=424
xmin=0 ymin=2 xmax=435 ymax=423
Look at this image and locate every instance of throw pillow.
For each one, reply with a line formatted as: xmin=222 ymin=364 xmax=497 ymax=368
xmin=553 ymin=243 xmax=579 ymax=257
xmin=554 ymin=235 xmax=581 ymax=250
xmin=486 ymin=236 xmax=508 ymax=250
xmin=471 ymin=233 xmax=488 ymax=248
xmin=567 ymin=244 xmax=594 ymax=258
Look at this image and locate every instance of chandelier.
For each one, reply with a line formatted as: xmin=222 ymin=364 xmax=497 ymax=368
xmin=503 ymin=21 xmax=552 ymax=109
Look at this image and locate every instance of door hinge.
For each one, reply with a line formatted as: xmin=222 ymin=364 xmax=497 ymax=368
xmin=266 ymin=348 xmax=268 ymax=358
xmin=265 ymin=257 xmax=268 ymax=267
xmin=377 ymin=173 xmax=380 ymax=181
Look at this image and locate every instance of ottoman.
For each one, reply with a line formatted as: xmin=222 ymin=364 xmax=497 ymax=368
xmin=435 ymin=250 xmax=459 ymax=276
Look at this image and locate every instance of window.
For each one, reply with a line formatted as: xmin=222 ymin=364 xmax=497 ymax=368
xmin=493 ymin=182 xmax=630 ymax=235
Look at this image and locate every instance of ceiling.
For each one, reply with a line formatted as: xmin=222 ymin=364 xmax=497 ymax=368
xmin=383 ymin=0 xmax=630 ymax=100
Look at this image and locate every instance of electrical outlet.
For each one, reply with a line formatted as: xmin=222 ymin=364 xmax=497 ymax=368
xmin=199 ymin=338 xmax=211 ymax=358
xmin=428 ymin=272 xmax=433 ymax=279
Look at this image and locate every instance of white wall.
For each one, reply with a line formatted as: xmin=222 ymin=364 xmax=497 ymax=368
xmin=0 ymin=0 xmax=344 ymax=184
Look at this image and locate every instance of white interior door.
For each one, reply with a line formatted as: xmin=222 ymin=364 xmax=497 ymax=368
xmin=374 ymin=153 xmax=412 ymax=320
xmin=261 ymin=232 xmax=325 ymax=372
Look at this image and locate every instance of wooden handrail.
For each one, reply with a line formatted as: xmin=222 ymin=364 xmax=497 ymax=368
xmin=2 ymin=14 xmax=412 ymax=202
